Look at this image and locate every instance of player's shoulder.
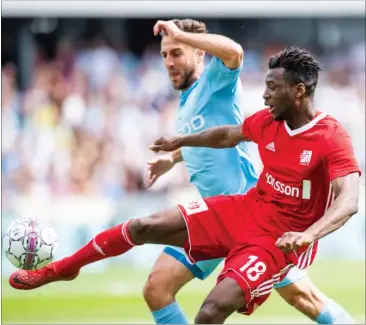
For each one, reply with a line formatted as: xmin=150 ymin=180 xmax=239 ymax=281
xmin=315 ymin=113 xmax=352 ymax=148
xmin=318 ymin=113 xmax=341 ymax=127
xmin=204 ymin=55 xmax=243 ymax=76
xmin=317 ymin=113 xmax=350 ymax=136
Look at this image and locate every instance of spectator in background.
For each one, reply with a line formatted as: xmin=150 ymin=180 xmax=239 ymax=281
xmin=1 ymin=36 xmax=364 ymax=209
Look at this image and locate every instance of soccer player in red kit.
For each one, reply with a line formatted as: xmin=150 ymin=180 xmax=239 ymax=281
xmin=10 ymin=47 xmax=360 ymax=324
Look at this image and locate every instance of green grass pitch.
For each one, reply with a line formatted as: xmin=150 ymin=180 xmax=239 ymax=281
xmin=2 ymin=260 xmax=365 ymax=324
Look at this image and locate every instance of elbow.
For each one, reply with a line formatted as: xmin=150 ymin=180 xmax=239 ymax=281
xmin=344 ymin=198 xmax=359 ymax=223
xmin=227 ymin=44 xmax=243 ymax=69
xmin=349 ymin=195 xmax=359 ymax=216
xmin=232 ymin=44 xmax=243 ymax=61
xmin=349 ymin=203 xmax=358 ymax=217
xmin=215 ymin=126 xmax=241 ymax=148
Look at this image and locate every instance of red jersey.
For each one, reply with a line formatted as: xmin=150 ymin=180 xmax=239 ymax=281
xmin=242 ymin=109 xmax=361 ymax=232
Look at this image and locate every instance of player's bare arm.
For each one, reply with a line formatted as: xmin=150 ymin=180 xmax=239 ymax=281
xmin=304 ymin=172 xmax=359 ymax=241
xmin=276 ymin=172 xmax=359 ymax=253
xmin=145 ymin=149 xmax=183 ymax=188
xmin=150 ymin=124 xmax=248 ymax=153
xmin=154 ymin=20 xmax=243 ymax=69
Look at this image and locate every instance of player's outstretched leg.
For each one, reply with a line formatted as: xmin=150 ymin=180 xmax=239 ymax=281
xmin=195 ymin=277 xmax=244 ymax=324
xmin=9 ymin=208 xmax=188 ymax=290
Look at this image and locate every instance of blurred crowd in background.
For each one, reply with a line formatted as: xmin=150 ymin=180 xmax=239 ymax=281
xmin=2 ymin=17 xmax=365 ymax=266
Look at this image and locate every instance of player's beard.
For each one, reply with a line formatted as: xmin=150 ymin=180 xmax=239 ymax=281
xmin=173 ymin=69 xmax=195 ymax=90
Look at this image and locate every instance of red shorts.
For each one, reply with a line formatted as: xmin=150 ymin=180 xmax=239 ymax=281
xmin=177 ymin=193 xmax=317 ymax=315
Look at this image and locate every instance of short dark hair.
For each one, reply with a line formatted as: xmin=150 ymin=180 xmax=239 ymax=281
xmin=268 ymin=47 xmax=322 ymax=97
xmin=172 ymin=19 xmax=208 ymax=34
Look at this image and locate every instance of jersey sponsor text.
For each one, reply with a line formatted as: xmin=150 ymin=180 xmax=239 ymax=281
xmin=265 ymin=173 xmax=300 ymax=198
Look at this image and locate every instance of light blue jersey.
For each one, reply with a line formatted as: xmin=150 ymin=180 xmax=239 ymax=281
xmin=176 ymin=56 xmax=258 ymax=197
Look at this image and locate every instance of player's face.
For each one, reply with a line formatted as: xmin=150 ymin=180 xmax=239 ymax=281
xmin=161 ymin=36 xmax=200 ymax=90
xmin=263 ymin=68 xmax=295 ymax=121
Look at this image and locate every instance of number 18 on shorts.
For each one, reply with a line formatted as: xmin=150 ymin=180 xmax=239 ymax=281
xmin=217 ymin=246 xmax=289 ymax=315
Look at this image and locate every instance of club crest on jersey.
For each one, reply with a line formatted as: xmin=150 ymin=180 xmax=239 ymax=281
xmin=300 ymin=150 xmax=312 ymax=165
xmin=184 ymin=199 xmax=209 ymax=215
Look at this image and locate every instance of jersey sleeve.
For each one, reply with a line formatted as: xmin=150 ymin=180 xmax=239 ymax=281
xmin=204 ymin=56 xmax=243 ymax=91
xmin=325 ymin=125 xmax=361 ymax=181
xmin=241 ymin=109 xmax=269 ymax=143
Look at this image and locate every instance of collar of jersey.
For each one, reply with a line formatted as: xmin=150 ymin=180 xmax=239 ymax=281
xmin=284 ymin=111 xmax=327 ymax=137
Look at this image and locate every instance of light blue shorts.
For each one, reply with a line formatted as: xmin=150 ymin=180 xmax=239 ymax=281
xmin=164 ymin=246 xmax=306 ymax=288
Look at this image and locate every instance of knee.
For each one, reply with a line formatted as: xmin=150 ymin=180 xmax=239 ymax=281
xmin=129 ymin=217 xmax=154 ymax=244
xmin=195 ymin=301 xmax=231 ymax=324
xmin=143 ymin=270 xmax=176 ymax=310
xmin=195 ymin=302 xmax=218 ymax=324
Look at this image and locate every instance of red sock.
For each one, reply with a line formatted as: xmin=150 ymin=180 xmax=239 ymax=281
xmin=54 ymin=220 xmax=137 ymax=276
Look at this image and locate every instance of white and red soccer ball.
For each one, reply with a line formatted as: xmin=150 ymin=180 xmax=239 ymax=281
xmin=3 ymin=217 xmax=58 ymax=270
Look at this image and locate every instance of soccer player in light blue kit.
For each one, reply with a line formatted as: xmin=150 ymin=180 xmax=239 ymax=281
xmin=144 ymin=19 xmax=354 ymax=325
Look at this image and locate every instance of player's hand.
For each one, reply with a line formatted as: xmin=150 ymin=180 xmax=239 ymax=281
xmin=149 ymin=136 xmax=180 ymax=153
xmin=145 ymin=155 xmax=175 ymax=188
xmin=153 ymin=20 xmax=183 ymax=39
xmin=275 ymin=231 xmax=314 ymax=253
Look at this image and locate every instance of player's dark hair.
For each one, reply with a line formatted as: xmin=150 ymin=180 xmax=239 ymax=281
xmin=269 ymin=47 xmax=322 ymax=97
xmin=172 ymin=19 xmax=208 ymax=34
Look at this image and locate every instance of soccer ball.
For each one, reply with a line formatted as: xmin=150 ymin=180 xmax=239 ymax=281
xmin=3 ymin=217 xmax=58 ymax=270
